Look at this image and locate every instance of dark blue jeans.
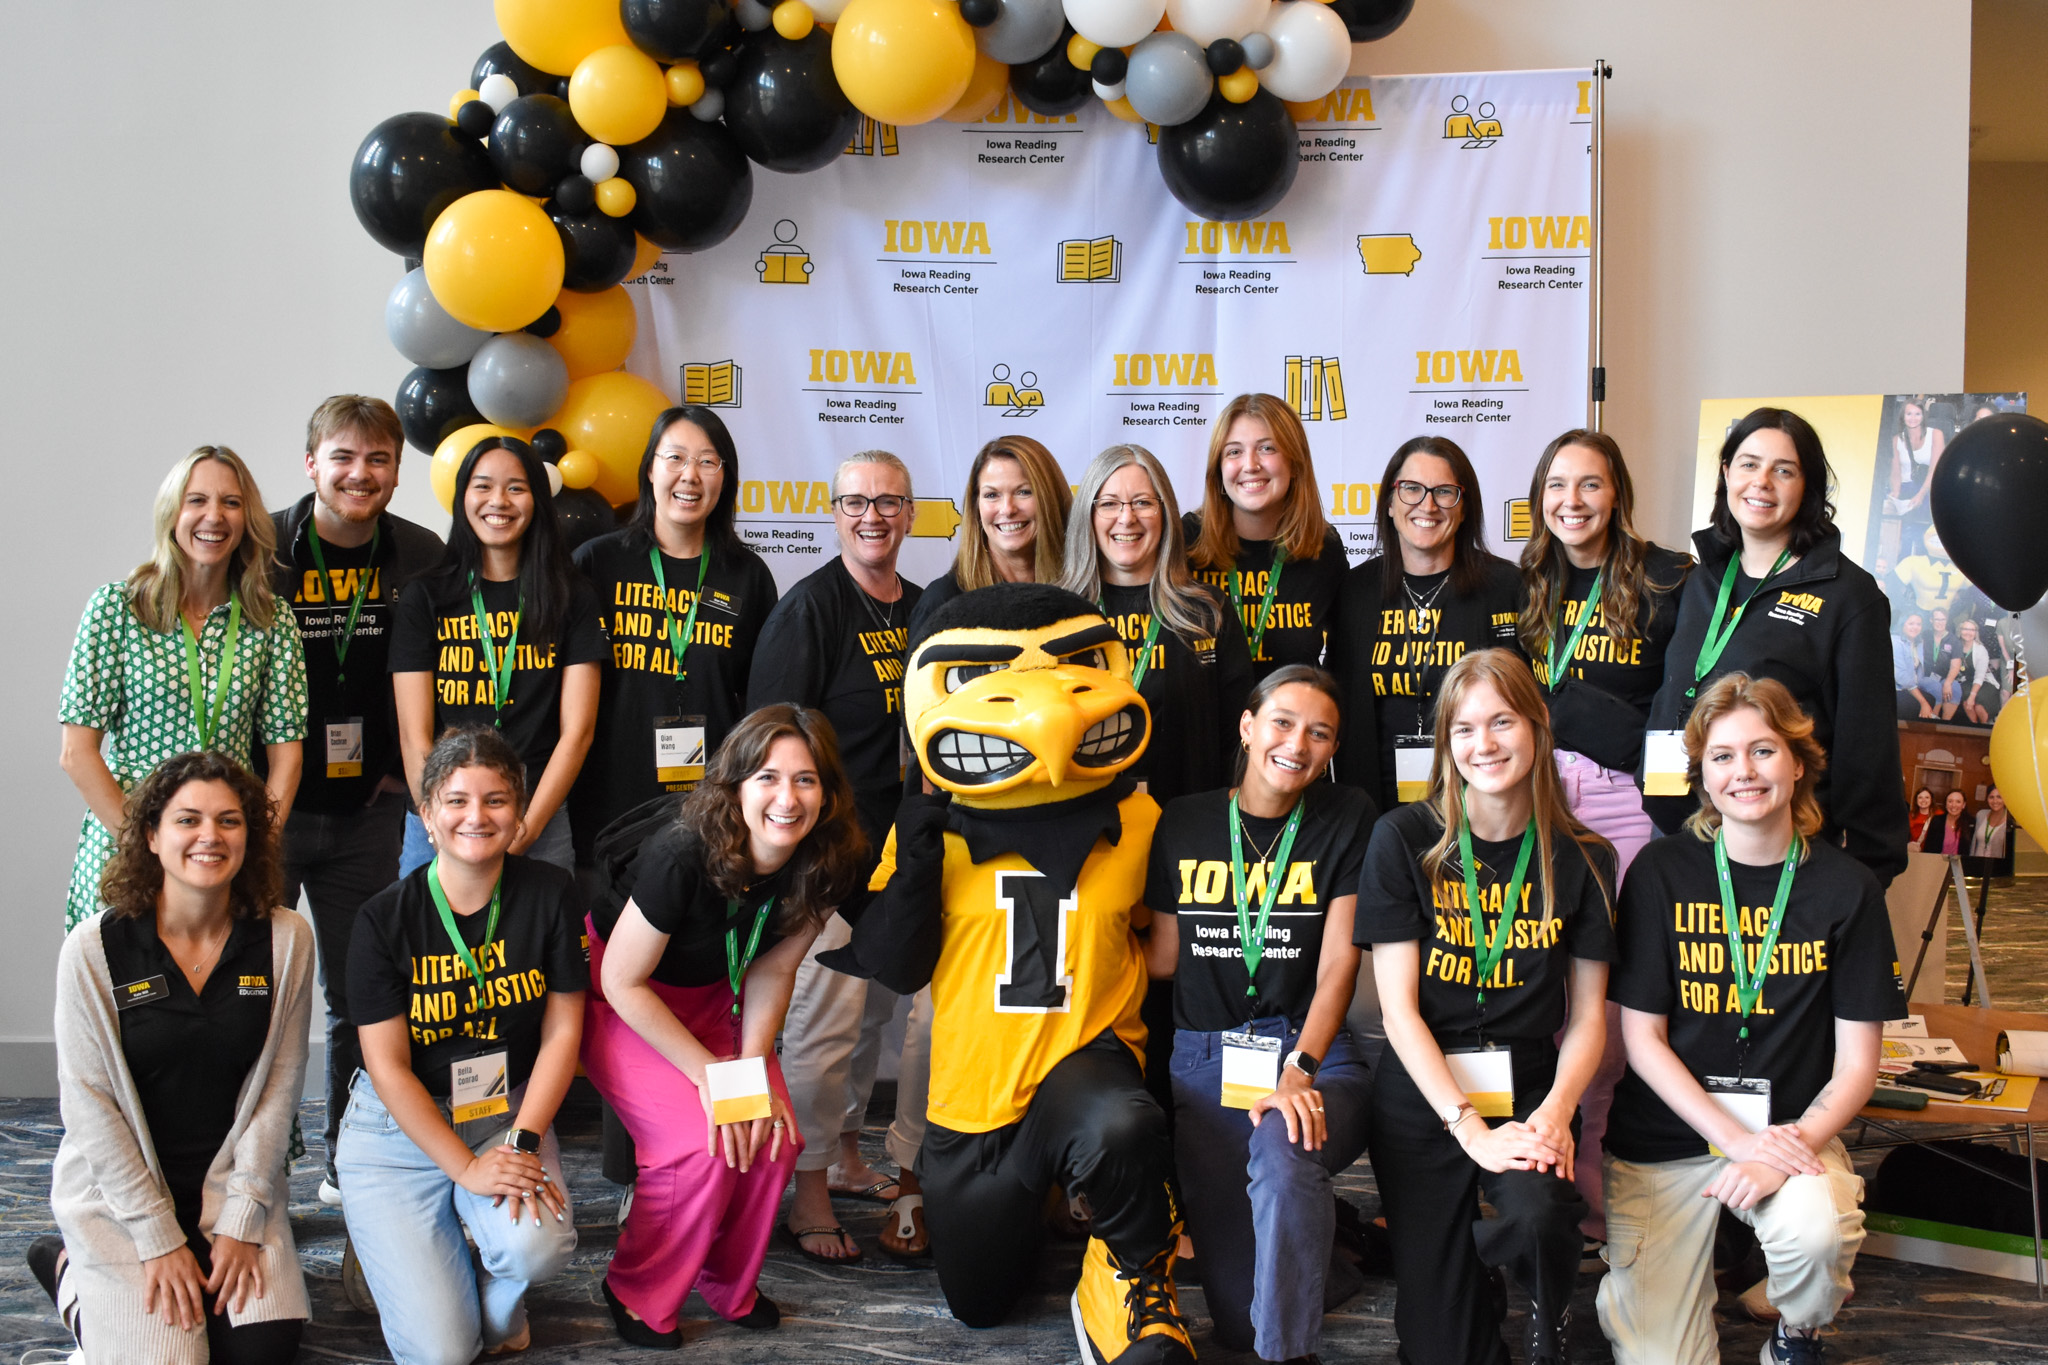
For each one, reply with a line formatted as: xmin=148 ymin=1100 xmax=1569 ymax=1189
xmin=1170 ymin=1021 xmax=1372 ymax=1359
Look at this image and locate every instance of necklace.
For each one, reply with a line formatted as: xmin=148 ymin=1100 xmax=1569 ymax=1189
xmin=170 ymin=920 xmax=232 ymax=976
xmin=856 ymin=582 xmax=899 ymax=633
xmin=1238 ymin=807 xmax=1287 ymax=862
xmin=1404 ymin=570 xmax=1450 ymax=614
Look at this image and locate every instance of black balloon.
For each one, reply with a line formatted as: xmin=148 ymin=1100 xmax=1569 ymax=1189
xmin=454 ymin=98 xmax=496 ymax=140
xmin=395 ymin=365 xmax=483 ymax=454
xmin=700 ymin=49 xmax=739 ymax=89
xmin=623 ymin=0 xmax=733 ymax=61
xmin=472 ymin=41 xmax=558 ymax=97
xmin=1930 ymin=413 xmax=2048 ymax=611
xmin=490 ymin=94 xmax=587 ymax=197
xmin=554 ymin=487 xmax=619 ymax=551
xmin=1012 ymin=26 xmax=1092 ymax=116
xmin=349 ymin=113 xmax=499 ymax=256
xmin=959 ymin=0 xmax=1000 ymax=26
xmin=555 ymin=172 xmax=597 ymax=214
xmin=620 ymin=108 xmax=753 ymax=251
xmin=1326 ymin=0 xmax=1413 ymax=42
xmin=1157 ymin=88 xmax=1298 ymax=222
xmin=1205 ymin=38 xmax=1243 ymax=76
xmin=724 ymin=29 xmax=860 ymax=173
xmin=549 ymin=200 xmax=639 ymax=291
xmin=531 ymin=428 xmax=568 ymax=461
xmin=1091 ymin=47 xmax=1127 ymax=85
xmin=525 ymin=306 xmax=563 ymax=337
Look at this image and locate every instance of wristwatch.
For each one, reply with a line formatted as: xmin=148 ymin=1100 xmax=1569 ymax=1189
xmin=1438 ymin=1101 xmax=1477 ymax=1132
xmin=505 ymin=1127 xmax=542 ymax=1154
xmin=1284 ymin=1049 xmax=1320 ymax=1079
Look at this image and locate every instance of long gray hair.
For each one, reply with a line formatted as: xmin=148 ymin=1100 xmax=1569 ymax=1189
xmin=1058 ymin=444 xmax=1220 ymax=643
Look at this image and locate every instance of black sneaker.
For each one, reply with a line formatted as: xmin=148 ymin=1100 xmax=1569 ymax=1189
xmin=1529 ymin=1297 xmax=1571 ymax=1364
xmin=732 ymin=1292 xmax=779 ymax=1331
xmin=1761 ymin=1325 xmax=1826 ymax=1364
xmin=26 ymin=1235 xmax=64 ymax=1309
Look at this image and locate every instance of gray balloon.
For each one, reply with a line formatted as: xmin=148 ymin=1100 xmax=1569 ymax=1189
xmin=385 ymin=267 xmax=490 ymax=370
xmin=1240 ymin=31 xmax=1274 ymax=70
xmin=976 ymin=0 xmax=1064 ymax=64
xmin=467 ymin=332 xmax=569 ymax=429
xmin=1125 ymin=32 xmax=1212 ymax=127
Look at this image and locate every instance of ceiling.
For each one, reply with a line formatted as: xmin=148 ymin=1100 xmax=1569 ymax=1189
xmin=1973 ymin=0 xmax=2048 ymax=160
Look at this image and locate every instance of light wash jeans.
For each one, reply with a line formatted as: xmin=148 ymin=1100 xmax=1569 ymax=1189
xmin=336 ymin=1070 xmax=577 ymax=1365
xmin=400 ymin=804 xmax=574 ymax=878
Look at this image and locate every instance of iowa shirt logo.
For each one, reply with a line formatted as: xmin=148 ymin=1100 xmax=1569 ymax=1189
xmin=1769 ymin=590 xmax=1824 ymax=625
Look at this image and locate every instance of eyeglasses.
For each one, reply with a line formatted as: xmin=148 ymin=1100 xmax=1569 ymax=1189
xmin=833 ymin=494 xmax=909 ymax=517
xmin=1093 ymin=496 xmax=1161 ymax=519
xmin=658 ymin=454 xmax=725 ymax=473
xmin=1392 ymin=480 xmax=1464 ymax=508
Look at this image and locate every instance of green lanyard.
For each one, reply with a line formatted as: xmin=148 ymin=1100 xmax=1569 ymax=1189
xmin=469 ymin=579 xmax=522 ymax=726
xmin=1545 ymin=569 xmax=1602 ymax=690
xmin=1101 ymin=600 xmax=1165 ymax=688
xmin=1227 ymin=792 xmax=1307 ymax=997
xmin=306 ymin=522 xmax=380 ymax=686
xmin=1231 ymin=548 xmax=1287 ymax=661
xmin=426 ymin=857 xmax=502 ymax=989
xmin=648 ymin=545 xmax=711 ymax=687
xmin=725 ymin=897 xmax=774 ymax=1016
xmin=1714 ymin=828 xmax=1799 ymax=1060
xmin=1687 ymin=551 xmax=1790 ymax=699
xmin=179 ymin=594 xmax=243 ymax=750
xmin=1457 ymin=803 xmax=1536 ymax=1008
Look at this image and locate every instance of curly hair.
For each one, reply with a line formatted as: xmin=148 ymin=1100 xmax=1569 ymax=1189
xmin=100 ymin=752 xmax=280 ymax=921
xmin=678 ymin=705 xmax=870 ymax=935
xmin=1681 ymin=673 xmax=1828 ymax=846
xmin=420 ymin=726 xmax=527 ymax=813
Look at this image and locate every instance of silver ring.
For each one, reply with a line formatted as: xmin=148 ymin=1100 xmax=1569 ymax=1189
xmin=772 ymin=1119 xmax=786 ymax=1128
xmin=1310 ymin=1105 xmax=1325 ymax=1113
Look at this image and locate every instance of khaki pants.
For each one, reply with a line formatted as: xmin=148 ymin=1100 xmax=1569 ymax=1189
xmin=1596 ymin=1139 xmax=1865 ymax=1365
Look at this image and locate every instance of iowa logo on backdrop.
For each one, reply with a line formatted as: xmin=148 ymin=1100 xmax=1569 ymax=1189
xmin=884 ymin=220 xmax=992 ymax=254
xmin=845 ymin=117 xmax=898 ymax=156
xmin=1413 ymin=349 xmax=1524 ymax=384
xmin=1284 ymin=356 xmax=1346 ymax=421
xmin=681 ymin=361 xmax=741 ymax=407
xmin=1444 ymin=95 xmax=1503 ymax=148
xmin=1184 ymin=220 xmax=1292 ymax=254
xmin=1293 ymin=85 xmax=1377 ymax=124
xmin=1058 ymin=236 xmax=1121 ymax=282
xmin=809 ymin=350 xmax=918 ymax=385
xmin=1113 ymin=353 xmax=1218 ymax=387
xmin=756 ymin=220 xmax=812 ymax=285
xmin=985 ymin=364 xmax=1043 ymax=417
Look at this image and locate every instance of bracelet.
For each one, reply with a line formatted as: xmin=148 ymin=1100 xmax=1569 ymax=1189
xmin=1450 ymin=1109 xmax=1482 ymax=1140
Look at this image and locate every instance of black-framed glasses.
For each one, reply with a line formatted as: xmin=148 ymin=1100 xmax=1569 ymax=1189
xmin=834 ymin=494 xmax=909 ymax=517
xmin=1392 ymin=480 xmax=1464 ymax=508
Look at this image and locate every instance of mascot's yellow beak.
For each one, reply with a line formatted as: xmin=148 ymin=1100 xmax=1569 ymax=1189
xmin=906 ymin=611 xmax=1149 ymax=803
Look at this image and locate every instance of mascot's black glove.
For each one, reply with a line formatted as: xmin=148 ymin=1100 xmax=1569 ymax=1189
xmin=816 ymin=787 xmax=951 ymax=994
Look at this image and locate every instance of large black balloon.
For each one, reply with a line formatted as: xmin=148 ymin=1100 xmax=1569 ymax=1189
xmin=1011 ymin=26 xmax=1092 ymax=116
xmin=349 ymin=113 xmax=499 ymax=256
xmin=549 ymin=200 xmax=639 ymax=291
xmin=1157 ymin=88 xmax=1298 ymax=222
xmin=395 ymin=365 xmax=484 ymax=454
xmin=724 ymin=29 xmax=860 ymax=173
xmin=620 ymin=109 xmax=754 ymax=251
xmin=554 ymin=487 xmax=620 ymax=552
xmin=1327 ymin=0 xmax=1413 ymax=42
xmin=1930 ymin=413 xmax=2048 ymax=611
xmin=490 ymin=94 xmax=587 ymax=197
xmin=623 ymin=0 xmax=732 ymax=61
xmin=472 ymin=41 xmax=557 ymax=97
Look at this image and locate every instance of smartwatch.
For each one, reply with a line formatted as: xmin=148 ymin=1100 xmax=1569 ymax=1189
xmin=505 ymin=1127 xmax=542 ymax=1155
xmin=1283 ymin=1049 xmax=1320 ymax=1079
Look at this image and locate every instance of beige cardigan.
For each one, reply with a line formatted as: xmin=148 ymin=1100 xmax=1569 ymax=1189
xmin=51 ymin=906 xmax=314 ymax=1335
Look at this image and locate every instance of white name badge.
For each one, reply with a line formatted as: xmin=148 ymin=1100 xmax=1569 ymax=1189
xmin=1444 ymin=1046 xmax=1515 ymax=1118
xmin=1642 ymin=729 xmax=1690 ymax=797
xmin=653 ymin=716 xmax=707 ymax=784
xmin=1219 ymin=1031 xmax=1282 ymax=1109
xmin=1703 ymin=1075 xmax=1771 ymax=1158
xmin=706 ymin=1055 xmax=773 ymax=1125
xmin=450 ymin=1050 xmax=510 ymax=1124
xmin=1394 ymin=738 xmax=1433 ymax=804
xmin=325 ymin=718 xmax=364 ymax=779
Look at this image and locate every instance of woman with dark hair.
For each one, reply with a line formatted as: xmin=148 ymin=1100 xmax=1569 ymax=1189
xmin=39 ymin=751 xmax=313 ymax=1364
xmin=1641 ymin=407 xmax=1908 ymax=884
xmin=1907 ymin=787 xmax=1934 ymax=842
xmin=1186 ymin=394 xmax=1350 ymax=681
xmin=340 ymin=726 xmax=585 ymax=1364
xmin=390 ymin=436 xmax=606 ymax=875
xmin=571 ymin=407 xmax=780 ymax=844
xmin=1142 ymin=665 xmax=1376 ymax=1362
xmin=583 ymin=705 xmax=869 ymax=1348
xmin=1328 ymin=436 xmax=1523 ymax=810
xmin=907 ymin=435 xmax=1073 ymax=640
xmin=1919 ymin=788 xmax=1969 ymax=855
xmin=1885 ymin=398 xmax=1944 ymax=534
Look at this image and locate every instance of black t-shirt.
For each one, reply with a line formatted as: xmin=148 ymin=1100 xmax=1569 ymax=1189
xmin=592 ymin=825 xmax=794 ymax=990
xmin=280 ymin=534 xmax=395 ymax=813
xmin=1354 ymin=802 xmax=1617 ymax=1053
xmin=1185 ymin=519 xmax=1352 ymax=680
xmin=1605 ymin=833 xmax=1906 ymax=1163
xmin=1531 ymin=546 xmax=1691 ymax=772
xmin=1146 ymin=782 xmax=1377 ymax=1031
xmin=101 ymin=912 xmax=274 ymax=1198
xmin=348 ymin=856 xmax=591 ymax=1097
xmin=1100 ymin=581 xmax=1255 ymax=807
xmin=571 ymin=531 xmax=779 ymax=840
xmin=388 ymin=571 xmax=608 ymax=778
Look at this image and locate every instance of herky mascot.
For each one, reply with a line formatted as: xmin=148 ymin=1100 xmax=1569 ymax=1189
xmin=820 ymin=583 xmax=1192 ymax=1363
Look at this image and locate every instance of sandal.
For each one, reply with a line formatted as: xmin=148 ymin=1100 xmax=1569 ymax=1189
xmin=781 ymin=1223 xmax=863 ymax=1265
xmin=878 ymin=1194 xmax=931 ymax=1261
xmin=827 ymin=1171 xmax=902 ymax=1204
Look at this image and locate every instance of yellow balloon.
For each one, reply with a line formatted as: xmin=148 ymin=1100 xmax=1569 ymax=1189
xmin=450 ymin=88 xmax=482 ymax=119
xmin=942 ymin=51 xmax=1010 ymax=122
xmin=423 ymin=190 xmax=565 ymax=332
xmin=1990 ymin=690 xmax=2048 ymax=844
xmin=547 ymin=286 xmax=639 ymax=378
xmin=557 ymin=449 xmax=601 ymax=490
xmin=494 ymin=0 xmax=632 ymax=76
xmin=774 ymin=0 xmax=816 ymax=39
xmin=665 ymin=61 xmax=705 ymax=107
xmin=631 ymin=233 xmax=664 ymax=277
xmin=430 ymin=423 xmax=530 ymax=512
xmin=595 ymin=177 xmax=638 ymax=217
xmin=831 ymin=0 xmax=976 ymax=126
xmin=1104 ymin=94 xmax=1143 ymax=122
xmin=1067 ymin=34 xmax=1101 ymax=69
xmin=1218 ymin=66 xmax=1257 ymax=103
xmin=569 ymin=44 xmax=668 ymax=145
xmin=546 ymin=372 xmax=673 ymax=506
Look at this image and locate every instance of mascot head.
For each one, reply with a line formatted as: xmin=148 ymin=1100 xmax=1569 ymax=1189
xmin=905 ymin=583 xmax=1150 ymax=808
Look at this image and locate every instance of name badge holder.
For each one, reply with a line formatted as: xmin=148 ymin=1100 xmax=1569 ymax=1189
xmin=653 ymin=714 xmax=707 ymax=784
xmin=326 ymin=717 xmax=365 ymax=779
xmin=1641 ymin=729 xmax=1690 ymax=797
xmin=451 ymin=1050 xmax=510 ymax=1124
xmin=1702 ymin=1075 xmax=1771 ymax=1158
xmin=1220 ymin=1031 xmax=1282 ymax=1109
xmin=1444 ymin=1046 xmax=1515 ymax=1118
xmin=1394 ymin=736 xmax=1433 ymax=804
xmin=706 ymin=1055 xmax=773 ymax=1125
xmin=114 ymin=975 xmax=171 ymax=1010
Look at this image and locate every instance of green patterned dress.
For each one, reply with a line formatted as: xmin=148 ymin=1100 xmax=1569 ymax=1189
xmin=58 ymin=583 xmax=308 ymax=929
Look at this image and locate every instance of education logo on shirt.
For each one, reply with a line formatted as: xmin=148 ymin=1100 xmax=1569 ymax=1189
xmin=237 ymin=974 xmax=270 ymax=997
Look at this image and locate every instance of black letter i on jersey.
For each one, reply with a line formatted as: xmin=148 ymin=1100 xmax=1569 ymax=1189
xmin=994 ymin=871 xmax=1077 ymax=1012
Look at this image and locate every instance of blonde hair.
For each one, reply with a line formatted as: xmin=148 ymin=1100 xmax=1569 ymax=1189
xmin=1060 ymin=444 xmax=1221 ymax=643
xmin=1680 ymin=673 xmax=1828 ymax=846
xmin=127 ymin=447 xmax=279 ymax=633
xmin=304 ymin=394 xmax=403 ymax=458
xmin=949 ymin=436 xmax=1072 ymax=591
xmin=1419 ymin=649 xmax=1612 ymax=925
xmin=834 ymin=448 xmax=913 ymax=501
xmin=1190 ymin=393 xmax=1332 ymax=569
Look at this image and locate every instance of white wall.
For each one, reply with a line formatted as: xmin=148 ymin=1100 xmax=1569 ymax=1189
xmin=0 ymin=1 xmax=1969 ymax=1093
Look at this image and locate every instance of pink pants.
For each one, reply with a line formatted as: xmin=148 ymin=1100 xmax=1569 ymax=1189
xmin=1554 ymin=751 xmax=1655 ymax=1239
xmin=582 ymin=917 xmax=802 ymax=1333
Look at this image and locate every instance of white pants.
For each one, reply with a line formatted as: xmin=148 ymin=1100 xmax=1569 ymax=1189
xmin=1596 ymin=1139 xmax=1865 ymax=1365
xmin=781 ymin=913 xmax=931 ymax=1174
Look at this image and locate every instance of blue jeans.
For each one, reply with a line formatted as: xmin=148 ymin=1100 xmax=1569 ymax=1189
xmin=336 ymin=1070 xmax=577 ymax=1365
xmin=1170 ymin=1022 xmax=1373 ymax=1359
xmin=400 ymin=803 xmax=573 ymax=878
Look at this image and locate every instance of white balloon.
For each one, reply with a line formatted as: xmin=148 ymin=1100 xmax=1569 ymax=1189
xmin=1063 ymin=0 xmax=1167 ymax=50
xmin=580 ymin=143 xmax=620 ymax=183
xmin=1164 ymin=0 xmax=1267 ymax=46
xmin=1092 ymin=78 xmax=1127 ymax=100
xmin=547 ymin=463 xmax=565 ymax=497
xmin=477 ymin=73 xmax=519 ymax=113
xmin=1259 ymin=0 xmax=1349 ymax=103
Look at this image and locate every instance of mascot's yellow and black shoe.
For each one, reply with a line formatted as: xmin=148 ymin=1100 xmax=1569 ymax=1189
xmin=1072 ymin=1234 xmax=1195 ymax=1365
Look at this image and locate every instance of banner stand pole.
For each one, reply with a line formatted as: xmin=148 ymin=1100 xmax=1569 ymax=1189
xmin=1589 ymin=59 xmax=1612 ymax=431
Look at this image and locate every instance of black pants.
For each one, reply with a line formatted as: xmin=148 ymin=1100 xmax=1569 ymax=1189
xmin=917 ymin=1031 xmax=1176 ymax=1328
xmin=1370 ymin=1052 xmax=1586 ymax=1365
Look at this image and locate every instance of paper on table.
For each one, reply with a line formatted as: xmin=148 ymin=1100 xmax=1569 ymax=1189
xmin=1878 ymin=1038 xmax=1969 ymax=1073
xmin=1919 ymin=1072 xmax=2039 ymax=1113
xmin=1883 ymin=1016 xmax=1928 ymax=1037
